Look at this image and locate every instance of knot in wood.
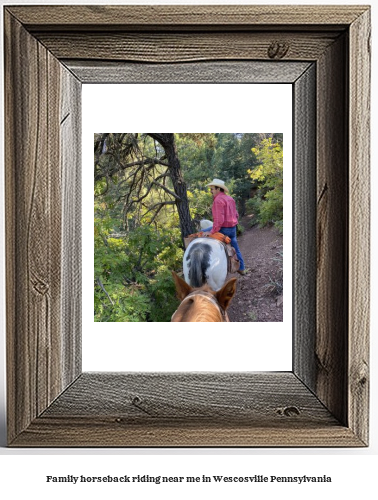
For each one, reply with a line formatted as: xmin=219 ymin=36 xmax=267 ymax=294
xmin=268 ymin=42 xmax=289 ymax=59
xmin=131 ymin=395 xmax=151 ymax=415
xmin=33 ymin=279 xmax=49 ymax=295
xmin=277 ymin=406 xmax=300 ymax=417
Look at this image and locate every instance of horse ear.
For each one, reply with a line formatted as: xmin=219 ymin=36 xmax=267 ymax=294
xmin=216 ymin=278 xmax=237 ymax=310
xmin=172 ymin=271 xmax=193 ymax=301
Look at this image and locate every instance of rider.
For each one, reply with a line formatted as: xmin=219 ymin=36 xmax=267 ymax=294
xmin=202 ymin=179 xmax=247 ymax=275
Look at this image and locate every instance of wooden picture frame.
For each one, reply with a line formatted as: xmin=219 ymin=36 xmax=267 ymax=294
xmin=4 ymin=5 xmax=370 ymax=447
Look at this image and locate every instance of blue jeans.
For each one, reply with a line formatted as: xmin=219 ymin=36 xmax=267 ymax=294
xmin=202 ymin=225 xmax=245 ymax=271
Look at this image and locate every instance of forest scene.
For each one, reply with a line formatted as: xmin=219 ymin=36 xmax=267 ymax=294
xmin=94 ymin=133 xmax=284 ymax=322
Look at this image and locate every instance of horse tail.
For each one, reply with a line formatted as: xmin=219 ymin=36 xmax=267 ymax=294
xmin=187 ymin=242 xmax=211 ymax=288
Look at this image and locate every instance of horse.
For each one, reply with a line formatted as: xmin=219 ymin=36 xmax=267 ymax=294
xmin=183 ymin=237 xmax=228 ymax=291
xmin=171 ymin=271 xmax=237 ymax=322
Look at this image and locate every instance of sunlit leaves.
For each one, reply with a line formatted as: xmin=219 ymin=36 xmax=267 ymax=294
xmin=247 ymin=138 xmax=283 ymax=231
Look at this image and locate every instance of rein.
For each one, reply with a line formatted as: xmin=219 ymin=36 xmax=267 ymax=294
xmin=172 ymin=289 xmax=229 ymax=322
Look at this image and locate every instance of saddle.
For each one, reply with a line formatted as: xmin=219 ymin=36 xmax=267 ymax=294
xmin=184 ymin=232 xmax=240 ymax=274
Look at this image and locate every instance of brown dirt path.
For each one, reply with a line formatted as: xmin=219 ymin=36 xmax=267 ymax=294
xmin=227 ymin=218 xmax=283 ymax=322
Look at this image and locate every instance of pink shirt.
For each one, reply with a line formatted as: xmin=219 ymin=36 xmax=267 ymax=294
xmin=210 ymin=192 xmax=239 ymax=233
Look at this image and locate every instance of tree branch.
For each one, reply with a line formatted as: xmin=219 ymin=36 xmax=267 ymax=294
xmin=142 ymin=200 xmax=176 ymax=218
xmin=125 ymin=168 xmax=173 ymax=208
xmin=96 ymin=278 xmax=114 ymax=306
xmin=152 ymin=180 xmax=181 ymax=200
xmin=94 ymin=157 xmax=168 ymax=182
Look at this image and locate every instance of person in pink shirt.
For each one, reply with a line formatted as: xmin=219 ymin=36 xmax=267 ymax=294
xmin=202 ymin=179 xmax=247 ymax=275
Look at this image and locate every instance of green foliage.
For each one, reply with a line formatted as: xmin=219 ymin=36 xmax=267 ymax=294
xmin=94 ymin=222 xmax=183 ymax=322
xmin=258 ymin=187 xmax=283 ymax=230
xmin=94 ymin=284 xmax=151 ymax=323
xmin=236 ymin=223 xmax=245 ymax=236
xmin=177 ymin=133 xmax=260 ymax=216
xmin=94 ymin=133 xmax=283 ymax=321
xmin=145 ymin=267 xmax=180 ymax=321
xmin=247 ymin=138 xmax=283 ymax=232
xmin=187 ymin=188 xmax=213 ymax=222
xmin=176 ymin=134 xmax=217 ymax=188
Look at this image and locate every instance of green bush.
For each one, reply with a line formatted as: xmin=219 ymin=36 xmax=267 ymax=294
xmin=94 ymin=224 xmax=183 ymax=322
xmin=258 ymin=187 xmax=283 ymax=227
xmin=236 ymin=223 xmax=245 ymax=236
xmin=94 ymin=284 xmax=151 ymax=322
xmin=247 ymin=138 xmax=283 ymax=231
xmin=245 ymin=196 xmax=262 ymax=227
xmin=145 ymin=267 xmax=180 ymax=321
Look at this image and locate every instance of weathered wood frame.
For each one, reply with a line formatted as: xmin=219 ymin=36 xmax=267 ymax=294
xmin=4 ymin=5 xmax=370 ymax=447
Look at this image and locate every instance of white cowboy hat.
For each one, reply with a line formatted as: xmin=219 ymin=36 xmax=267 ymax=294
xmin=206 ymin=178 xmax=229 ymax=193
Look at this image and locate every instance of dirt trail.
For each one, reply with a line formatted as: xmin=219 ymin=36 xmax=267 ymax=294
xmin=227 ymin=218 xmax=283 ymax=322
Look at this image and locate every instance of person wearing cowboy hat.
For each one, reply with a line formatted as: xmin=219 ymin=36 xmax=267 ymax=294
xmin=203 ymin=179 xmax=247 ymax=275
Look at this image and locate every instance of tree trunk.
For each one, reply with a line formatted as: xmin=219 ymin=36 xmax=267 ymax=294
xmin=148 ymin=133 xmax=194 ymax=242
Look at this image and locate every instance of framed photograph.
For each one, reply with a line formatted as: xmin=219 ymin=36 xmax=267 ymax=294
xmin=86 ymin=87 xmax=292 ymax=371
xmin=4 ymin=5 xmax=370 ymax=447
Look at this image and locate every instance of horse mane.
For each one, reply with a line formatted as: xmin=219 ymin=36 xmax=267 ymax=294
xmin=186 ymin=242 xmax=211 ymax=287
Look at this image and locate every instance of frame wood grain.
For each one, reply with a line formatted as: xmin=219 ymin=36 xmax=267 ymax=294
xmin=4 ymin=5 xmax=370 ymax=447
